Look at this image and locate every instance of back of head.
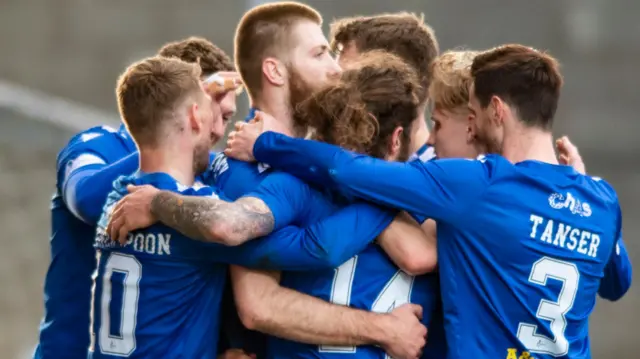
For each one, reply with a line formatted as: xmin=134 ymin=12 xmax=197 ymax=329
xmin=430 ymin=50 xmax=478 ymax=111
xmin=471 ymin=44 xmax=563 ymax=130
xmin=296 ymin=50 xmax=420 ymax=158
xmin=158 ymin=37 xmax=234 ymax=77
xmin=234 ymin=1 xmax=322 ymax=99
xmin=330 ymin=12 xmax=439 ymax=103
xmin=116 ymin=56 xmax=203 ymax=147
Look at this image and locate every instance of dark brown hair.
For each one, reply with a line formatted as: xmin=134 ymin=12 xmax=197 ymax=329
xmin=471 ymin=44 xmax=563 ymax=130
xmin=330 ymin=12 xmax=439 ymax=102
xmin=295 ymin=50 xmax=420 ymax=158
xmin=235 ymin=1 xmax=322 ymax=99
xmin=158 ymin=36 xmax=234 ymax=77
xmin=116 ymin=56 xmax=202 ymax=146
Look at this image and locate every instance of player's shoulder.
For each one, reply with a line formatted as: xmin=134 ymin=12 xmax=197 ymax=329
xmin=419 ymin=153 xmax=507 ymax=180
xmin=62 ymin=125 xmax=120 ymax=151
xmin=203 ymin=153 xmax=270 ymax=200
xmin=205 ymin=153 xmax=267 ymax=182
xmin=57 ymin=125 xmax=128 ymax=167
xmin=581 ymin=175 xmax=617 ymax=199
xmin=575 ymin=174 xmax=620 ymax=212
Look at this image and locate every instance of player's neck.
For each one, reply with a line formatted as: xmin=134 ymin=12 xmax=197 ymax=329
xmin=252 ymin=94 xmax=303 ymax=137
xmin=138 ymin=143 xmax=196 ymax=187
xmin=501 ymin=125 xmax=558 ymax=165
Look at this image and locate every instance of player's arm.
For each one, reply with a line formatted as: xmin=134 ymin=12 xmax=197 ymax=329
xmin=230 ymin=266 xmax=425 ymax=359
xmin=224 ymin=201 xmax=395 ymax=270
xmin=250 ymin=132 xmax=491 ymax=224
xmin=599 ymin=235 xmax=632 ymax=301
xmin=60 ymin=151 xmax=139 ymax=224
xmin=149 ymin=192 xmax=275 ymax=246
xmin=147 ymin=172 xmax=310 ymax=246
xmin=377 ymin=212 xmax=437 ymax=275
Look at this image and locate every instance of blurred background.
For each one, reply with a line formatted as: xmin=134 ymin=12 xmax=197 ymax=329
xmin=0 ymin=0 xmax=637 ymax=357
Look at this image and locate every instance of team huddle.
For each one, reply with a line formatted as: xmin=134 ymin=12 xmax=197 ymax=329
xmin=35 ymin=1 xmax=632 ymax=359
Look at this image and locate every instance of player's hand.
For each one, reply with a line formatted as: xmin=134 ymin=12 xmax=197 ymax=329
xmin=107 ymin=184 xmax=159 ymax=244
xmin=203 ymin=71 xmax=243 ymax=98
xmin=556 ymin=135 xmax=586 ymax=174
xmin=217 ymin=349 xmax=256 ymax=359
xmin=224 ymin=111 xmax=291 ymax=162
xmin=380 ymin=303 xmax=427 ymax=359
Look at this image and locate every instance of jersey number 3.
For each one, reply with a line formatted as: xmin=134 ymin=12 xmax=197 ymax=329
xmin=319 ymin=256 xmax=414 ymax=358
xmin=90 ymin=252 xmax=142 ymax=356
xmin=517 ymin=257 xmax=580 ymax=357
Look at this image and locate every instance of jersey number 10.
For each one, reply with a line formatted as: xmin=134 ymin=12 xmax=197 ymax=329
xmin=319 ymin=256 xmax=415 ymax=358
xmin=90 ymin=252 xmax=142 ymax=356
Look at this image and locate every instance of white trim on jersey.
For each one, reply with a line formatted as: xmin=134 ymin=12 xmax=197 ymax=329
xmin=63 ymin=153 xmax=107 ymax=222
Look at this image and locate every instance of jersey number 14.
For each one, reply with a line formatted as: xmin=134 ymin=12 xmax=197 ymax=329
xmin=319 ymin=256 xmax=414 ymax=358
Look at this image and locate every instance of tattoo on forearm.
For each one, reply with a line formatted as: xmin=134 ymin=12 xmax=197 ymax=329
xmin=150 ymin=191 xmax=275 ymax=244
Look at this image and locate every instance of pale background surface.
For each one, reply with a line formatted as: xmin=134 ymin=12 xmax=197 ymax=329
xmin=0 ymin=0 xmax=637 ymax=357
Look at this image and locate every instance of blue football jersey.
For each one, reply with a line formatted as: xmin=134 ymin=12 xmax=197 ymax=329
xmin=90 ymin=172 xmax=241 ymax=359
xmin=249 ymin=133 xmax=624 ymax=359
xmin=90 ymin=170 xmax=392 ymax=358
xmin=408 ymin=143 xmax=446 ymax=359
xmin=204 ymin=153 xmax=271 ymax=357
xmin=35 ymin=125 xmax=136 ymax=359
xmin=246 ymin=172 xmax=440 ymax=359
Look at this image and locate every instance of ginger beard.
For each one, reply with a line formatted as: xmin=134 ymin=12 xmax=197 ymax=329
xmin=288 ymin=64 xmax=329 ymax=136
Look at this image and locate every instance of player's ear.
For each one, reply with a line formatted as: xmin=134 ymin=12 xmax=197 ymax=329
xmin=489 ymin=95 xmax=505 ymax=126
xmin=188 ymin=102 xmax=202 ymax=133
xmin=389 ymin=126 xmax=404 ymax=160
xmin=262 ymin=57 xmax=286 ymax=87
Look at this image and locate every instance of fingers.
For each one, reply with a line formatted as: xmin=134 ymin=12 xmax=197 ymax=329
xmin=556 ymin=135 xmax=577 ymax=155
xmin=117 ymin=222 xmax=130 ymax=246
xmin=409 ymin=303 xmax=423 ymax=320
xmin=253 ymin=111 xmax=264 ymax=121
xmin=107 ymin=208 xmax=132 ymax=245
xmin=107 ymin=201 xmax=124 ymax=239
xmin=108 ymin=210 xmax=124 ymax=243
xmin=203 ymin=72 xmax=244 ymax=95
xmin=558 ymin=154 xmax=570 ymax=165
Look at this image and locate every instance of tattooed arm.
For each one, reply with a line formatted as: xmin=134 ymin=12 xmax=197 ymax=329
xmin=150 ymin=191 xmax=275 ymax=246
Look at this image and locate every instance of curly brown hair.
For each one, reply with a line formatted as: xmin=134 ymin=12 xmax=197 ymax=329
xmin=295 ymin=50 xmax=420 ymax=159
xmin=158 ymin=37 xmax=234 ymax=77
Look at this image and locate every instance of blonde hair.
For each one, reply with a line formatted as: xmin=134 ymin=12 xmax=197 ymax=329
xmin=116 ymin=56 xmax=203 ymax=146
xmin=429 ymin=50 xmax=478 ymax=110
